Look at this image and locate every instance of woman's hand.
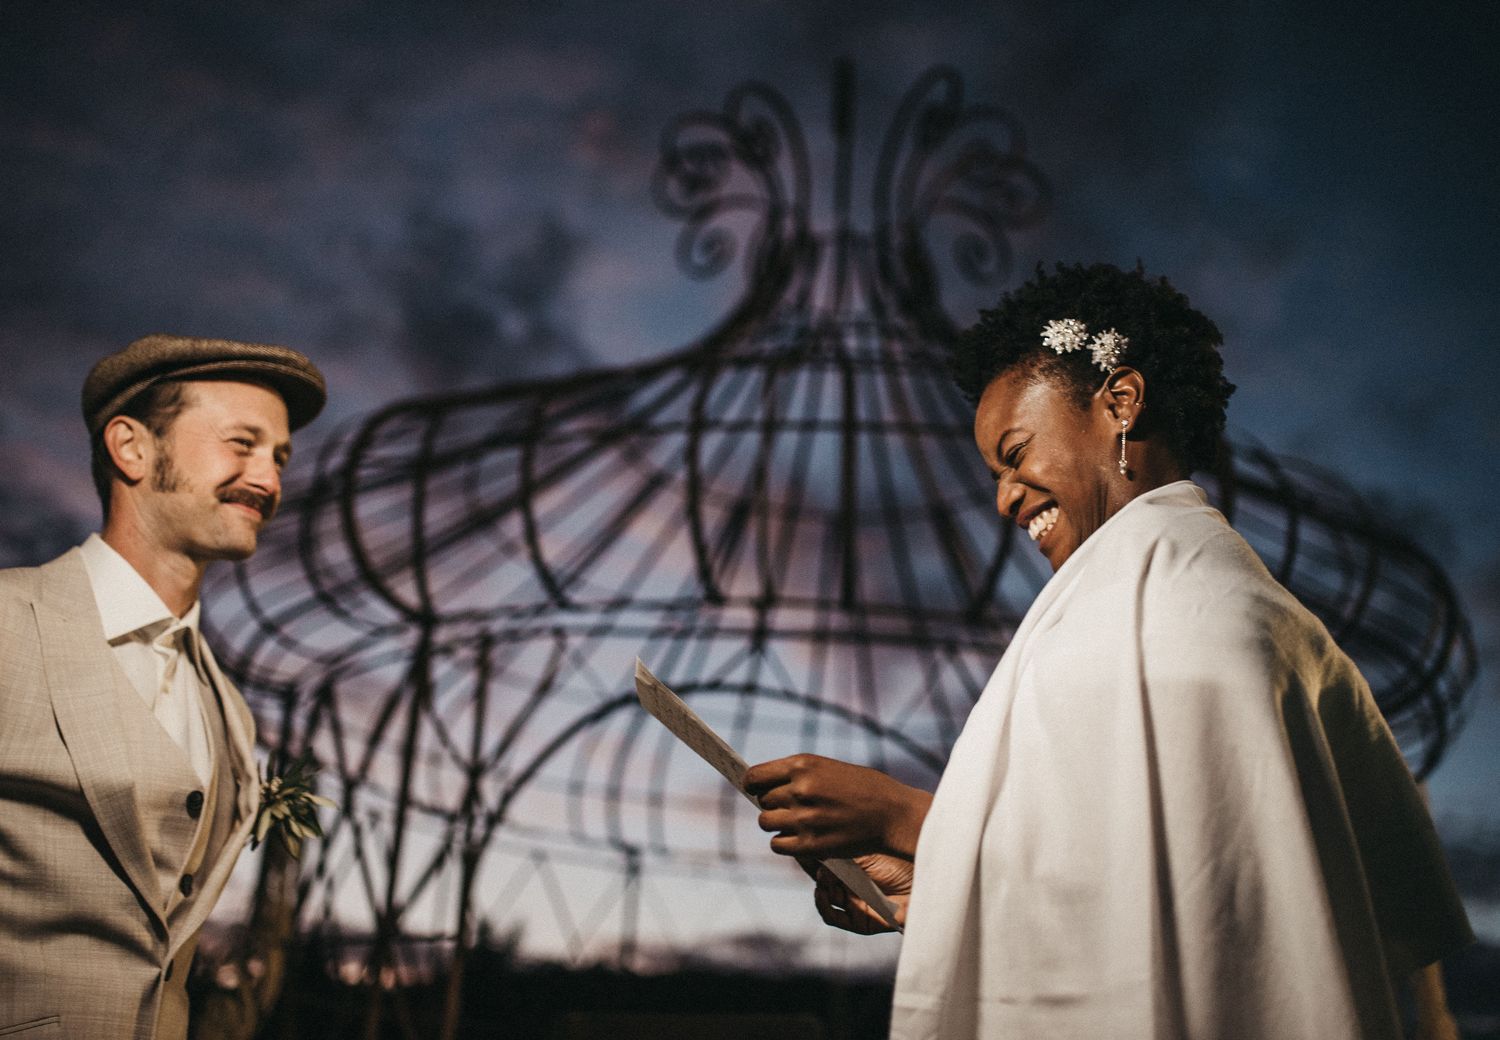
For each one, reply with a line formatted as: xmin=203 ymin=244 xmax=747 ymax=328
xmin=742 ymin=754 xmax=932 ymax=860
xmin=802 ymin=854 xmax=912 ymax=935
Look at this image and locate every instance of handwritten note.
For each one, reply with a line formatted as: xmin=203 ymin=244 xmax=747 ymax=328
xmin=633 ymin=658 xmax=903 ymax=931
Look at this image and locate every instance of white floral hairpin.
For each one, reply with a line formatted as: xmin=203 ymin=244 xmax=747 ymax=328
xmin=1041 ymin=319 xmax=1128 ymax=372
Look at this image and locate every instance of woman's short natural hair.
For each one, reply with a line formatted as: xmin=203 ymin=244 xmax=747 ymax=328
xmin=952 ymin=263 xmax=1236 ymax=473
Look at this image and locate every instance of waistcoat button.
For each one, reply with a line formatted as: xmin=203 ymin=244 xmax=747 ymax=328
xmin=186 ymin=790 xmax=204 ymax=819
xmin=179 ymin=873 xmax=194 ymax=897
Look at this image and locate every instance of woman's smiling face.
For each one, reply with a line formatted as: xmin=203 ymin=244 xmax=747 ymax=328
xmin=973 ymin=366 xmax=1122 ymax=571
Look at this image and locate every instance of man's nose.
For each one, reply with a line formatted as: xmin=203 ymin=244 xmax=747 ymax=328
xmin=244 ymin=452 xmax=282 ymax=497
xmin=995 ymin=474 xmax=1023 ymax=520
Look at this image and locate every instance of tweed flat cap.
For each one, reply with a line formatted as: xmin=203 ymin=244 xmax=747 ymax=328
xmin=83 ymin=334 xmax=327 ymax=434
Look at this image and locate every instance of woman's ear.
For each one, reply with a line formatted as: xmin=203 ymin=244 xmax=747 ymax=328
xmin=102 ymin=415 xmax=152 ymax=485
xmin=1100 ymin=367 xmax=1146 ymax=427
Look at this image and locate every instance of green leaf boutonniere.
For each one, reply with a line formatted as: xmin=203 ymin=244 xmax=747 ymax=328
xmin=254 ymin=750 xmax=336 ymax=860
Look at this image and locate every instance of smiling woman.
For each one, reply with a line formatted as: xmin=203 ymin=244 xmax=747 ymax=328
xmin=962 ymin=263 xmax=1233 ymax=571
xmin=743 ymin=263 xmax=1472 ymax=1040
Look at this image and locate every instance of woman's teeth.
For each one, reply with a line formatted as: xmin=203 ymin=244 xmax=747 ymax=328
xmin=1028 ymin=506 xmax=1059 ymax=542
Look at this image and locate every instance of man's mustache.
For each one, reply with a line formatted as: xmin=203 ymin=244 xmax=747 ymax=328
xmin=219 ymin=486 xmax=277 ymax=521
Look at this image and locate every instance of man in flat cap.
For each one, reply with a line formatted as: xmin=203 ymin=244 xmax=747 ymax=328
xmin=0 ymin=335 xmax=326 ymax=1040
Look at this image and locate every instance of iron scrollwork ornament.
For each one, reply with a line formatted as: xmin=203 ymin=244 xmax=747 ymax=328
xmin=874 ymin=67 xmax=1051 ymax=341
xmin=650 ymin=82 xmax=812 ymax=281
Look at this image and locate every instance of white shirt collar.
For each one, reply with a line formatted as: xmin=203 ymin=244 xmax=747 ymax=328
xmin=77 ymin=533 xmax=201 ymax=642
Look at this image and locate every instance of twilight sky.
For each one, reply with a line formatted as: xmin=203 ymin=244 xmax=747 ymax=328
xmin=3 ymin=0 xmax=1497 ymax=932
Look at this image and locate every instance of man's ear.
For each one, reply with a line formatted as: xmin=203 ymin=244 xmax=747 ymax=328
xmin=1100 ymin=366 xmax=1146 ymax=426
xmin=102 ymin=415 xmax=152 ymax=485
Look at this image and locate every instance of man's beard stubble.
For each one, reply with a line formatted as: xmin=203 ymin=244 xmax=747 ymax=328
xmin=150 ymin=448 xmax=276 ymax=521
xmin=150 ymin=450 xmax=182 ymax=494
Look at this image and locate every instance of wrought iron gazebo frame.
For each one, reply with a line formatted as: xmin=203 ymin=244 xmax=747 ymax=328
xmin=207 ymin=63 xmax=1475 ymax=1038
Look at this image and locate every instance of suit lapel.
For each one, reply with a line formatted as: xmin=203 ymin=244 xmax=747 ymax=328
xmin=33 ymin=550 xmax=166 ymax=932
xmin=167 ymin=638 xmax=259 ymax=957
xmin=197 ymin=638 xmax=258 ymax=824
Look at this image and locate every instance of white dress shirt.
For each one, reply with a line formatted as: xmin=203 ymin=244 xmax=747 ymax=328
xmin=78 ymin=534 xmax=214 ymax=786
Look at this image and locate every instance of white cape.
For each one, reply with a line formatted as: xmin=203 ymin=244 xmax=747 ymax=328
xmin=891 ymin=482 xmax=1469 ymax=1040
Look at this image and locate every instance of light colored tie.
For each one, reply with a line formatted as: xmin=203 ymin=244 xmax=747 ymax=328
xmin=151 ymin=622 xmax=212 ymax=785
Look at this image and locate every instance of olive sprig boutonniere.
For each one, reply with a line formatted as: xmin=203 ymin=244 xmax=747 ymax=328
xmin=253 ymin=750 xmax=336 ymax=860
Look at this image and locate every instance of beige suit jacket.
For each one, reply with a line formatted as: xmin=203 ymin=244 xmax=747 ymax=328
xmin=0 ymin=549 xmax=259 ymax=1040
